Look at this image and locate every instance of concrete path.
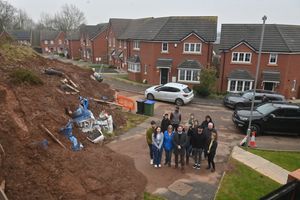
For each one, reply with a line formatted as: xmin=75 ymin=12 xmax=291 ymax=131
xmin=232 ymin=146 xmax=290 ymax=184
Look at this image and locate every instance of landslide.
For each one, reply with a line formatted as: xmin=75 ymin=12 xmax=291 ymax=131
xmin=0 ymin=42 xmax=146 ymax=200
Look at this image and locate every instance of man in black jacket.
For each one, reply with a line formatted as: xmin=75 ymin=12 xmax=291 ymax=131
xmin=191 ymin=126 xmax=207 ymax=169
xmin=161 ymin=113 xmax=171 ymax=133
xmin=172 ymin=125 xmax=188 ymax=170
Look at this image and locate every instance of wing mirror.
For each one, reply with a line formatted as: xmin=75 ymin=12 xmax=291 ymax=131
xmin=269 ymin=114 xmax=276 ymax=118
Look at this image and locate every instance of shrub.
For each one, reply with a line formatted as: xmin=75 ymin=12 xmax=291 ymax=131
xmin=10 ymin=68 xmax=43 ymax=85
xmin=193 ymin=84 xmax=210 ymax=97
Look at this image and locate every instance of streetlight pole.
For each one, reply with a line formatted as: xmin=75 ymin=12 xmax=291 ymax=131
xmin=246 ymin=15 xmax=267 ymax=146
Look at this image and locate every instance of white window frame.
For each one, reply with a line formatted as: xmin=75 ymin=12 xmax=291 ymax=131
xmin=58 ymin=39 xmax=62 ymax=45
xmin=128 ymin=62 xmax=141 ymax=73
xmin=231 ymin=52 xmax=252 ymax=63
xmin=133 ymin=40 xmax=140 ymax=50
xmin=119 ymin=40 xmax=122 ymax=48
xmin=178 ymin=69 xmax=200 ymax=83
xmin=50 ymin=40 xmax=54 ymax=45
xmin=45 ymin=47 xmax=49 ymax=52
xmin=183 ymin=43 xmax=202 ymax=54
xmin=144 ymin=64 xmax=147 ymax=75
xmin=227 ymin=79 xmax=253 ymax=92
xmin=113 ymin=38 xmax=115 ymax=47
xmin=292 ymin=80 xmax=297 ymax=91
xmin=123 ymin=40 xmax=127 ymax=49
xmin=161 ymin=42 xmax=168 ymax=53
xmin=108 ymin=37 xmax=111 ymax=47
xmin=269 ymin=53 xmax=278 ymax=64
xmin=44 ymin=40 xmax=48 ymax=45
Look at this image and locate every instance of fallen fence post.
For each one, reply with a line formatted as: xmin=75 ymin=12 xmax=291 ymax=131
xmin=0 ymin=144 xmax=4 ymax=156
xmin=40 ymin=124 xmax=67 ymax=150
xmin=0 ymin=180 xmax=8 ymax=200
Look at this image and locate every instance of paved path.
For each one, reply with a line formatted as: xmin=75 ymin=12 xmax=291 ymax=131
xmin=232 ymin=146 xmax=290 ymax=184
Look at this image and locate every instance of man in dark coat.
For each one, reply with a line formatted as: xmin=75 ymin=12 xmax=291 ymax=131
xmin=172 ymin=125 xmax=188 ymax=170
xmin=191 ymin=125 xmax=207 ymax=169
xmin=161 ymin=113 xmax=171 ymax=133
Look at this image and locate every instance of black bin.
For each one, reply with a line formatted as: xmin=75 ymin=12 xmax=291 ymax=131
xmin=136 ymin=99 xmax=145 ymax=114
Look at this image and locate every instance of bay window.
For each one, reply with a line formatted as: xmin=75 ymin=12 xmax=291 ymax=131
xmin=227 ymin=79 xmax=253 ymax=92
xmin=128 ymin=63 xmax=141 ymax=73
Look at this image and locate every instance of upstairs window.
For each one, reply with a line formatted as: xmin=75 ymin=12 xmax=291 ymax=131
xmin=58 ymin=39 xmax=62 ymax=45
xmin=123 ymin=40 xmax=127 ymax=49
xmin=183 ymin=43 xmax=201 ymax=54
xmin=119 ymin=40 xmax=122 ymax=48
xmin=232 ymin=52 xmax=251 ymax=63
xmin=269 ymin=53 xmax=278 ymax=64
xmin=162 ymin=42 xmax=168 ymax=53
xmin=44 ymin=40 xmax=48 ymax=45
xmin=50 ymin=40 xmax=54 ymax=45
xmin=133 ymin=40 xmax=140 ymax=50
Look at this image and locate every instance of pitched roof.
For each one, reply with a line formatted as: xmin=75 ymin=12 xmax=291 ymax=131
xmin=66 ymin=31 xmax=80 ymax=40
xmin=156 ymin=58 xmax=173 ymax=68
xmin=220 ymin=24 xmax=300 ymax=52
xmin=262 ymin=70 xmax=280 ymax=82
xmin=117 ymin=16 xmax=218 ymax=42
xmin=228 ymin=69 xmax=254 ymax=80
xmin=40 ymin=30 xmax=61 ymax=40
xmin=80 ymin=23 xmax=108 ymax=40
xmin=178 ymin=60 xmax=202 ymax=69
xmin=109 ymin=18 xmax=132 ymax=38
xmin=7 ymin=30 xmax=31 ymax=41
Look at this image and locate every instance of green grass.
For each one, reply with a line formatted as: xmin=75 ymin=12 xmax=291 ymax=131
xmin=215 ymin=158 xmax=281 ymax=200
xmin=246 ymin=148 xmax=300 ymax=172
xmin=113 ymin=112 xmax=148 ymax=136
xmin=10 ymin=68 xmax=43 ymax=85
xmin=144 ymin=192 xmax=166 ymax=200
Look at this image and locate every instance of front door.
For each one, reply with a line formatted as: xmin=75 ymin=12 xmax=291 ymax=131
xmin=264 ymin=82 xmax=275 ymax=91
xmin=160 ymin=68 xmax=169 ymax=84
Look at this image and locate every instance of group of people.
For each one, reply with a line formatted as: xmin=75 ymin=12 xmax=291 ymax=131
xmin=146 ymin=106 xmax=218 ymax=172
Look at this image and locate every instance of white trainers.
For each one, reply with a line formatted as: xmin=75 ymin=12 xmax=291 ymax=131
xmin=154 ymin=165 xmax=158 ymax=168
xmin=158 ymin=164 xmax=161 ymax=168
xmin=150 ymin=159 xmax=153 ymax=165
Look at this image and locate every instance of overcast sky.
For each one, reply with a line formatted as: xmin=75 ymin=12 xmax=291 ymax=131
xmin=7 ymin=0 xmax=300 ymax=30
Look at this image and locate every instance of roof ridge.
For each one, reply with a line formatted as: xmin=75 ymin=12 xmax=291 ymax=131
xmin=275 ymin=24 xmax=292 ymax=52
xmin=152 ymin=17 xmax=171 ymax=40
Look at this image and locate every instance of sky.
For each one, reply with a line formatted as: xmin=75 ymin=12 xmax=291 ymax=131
xmin=7 ymin=0 xmax=300 ymax=31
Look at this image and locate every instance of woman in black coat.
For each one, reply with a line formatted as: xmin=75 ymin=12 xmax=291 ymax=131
xmin=200 ymin=115 xmax=213 ymax=129
xmin=206 ymin=130 xmax=218 ymax=172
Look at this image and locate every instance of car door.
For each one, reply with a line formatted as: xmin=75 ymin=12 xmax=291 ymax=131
xmin=156 ymin=86 xmax=173 ymax=101
xmin=263 ymin=109 xmax=285 ymax=133
xmin=254 ymin=95 xmax=263 ymax=106
xmin=168 ymin=87 xmax=181 ymax=102
xmin=282 ymin=109 xmax=300 ymax=134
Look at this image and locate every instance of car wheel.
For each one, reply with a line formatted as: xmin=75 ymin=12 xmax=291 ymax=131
xmin=175 ymin=98 xmax=184 ymax=106
xmin=147 ymin=93 xmax=154 ymax=100
xmin=250 ymin=124 xmax=261 ymax=136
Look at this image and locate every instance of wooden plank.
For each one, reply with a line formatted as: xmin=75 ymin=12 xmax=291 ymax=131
xmin=40 ymin=124 xmax=67 ymax=150
xmin=0 ymin=181 xmax=8 ymax=200
xmin=0 ymin=144 xmax=4 ymax=156
xmin=91 ymin=98 xmax=122 ymax=107
xmin=65 ymin=84 xmax=80 ymax=93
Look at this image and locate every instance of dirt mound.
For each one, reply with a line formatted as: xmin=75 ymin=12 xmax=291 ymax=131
xmin=0 ymin=44 xmax=146 ymax=199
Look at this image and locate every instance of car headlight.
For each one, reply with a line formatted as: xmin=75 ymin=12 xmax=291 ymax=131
xmin=239 ymin=117 xmax=248 ymax=121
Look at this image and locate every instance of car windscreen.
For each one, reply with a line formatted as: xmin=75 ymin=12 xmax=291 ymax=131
xmin=256 ymin=103 xmax=277 ymax=115
xmin=183 ymin=87 xmax=192 ymax=93
xmin=242 ymin=92 xmax=253 ymax=99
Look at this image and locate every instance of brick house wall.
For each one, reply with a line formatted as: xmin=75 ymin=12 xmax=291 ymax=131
xmin=80 ymin=33 xmax=92 ymax=62
xmin=41 ymin=32 xmax=65 ymax=54
xmin=127 ymin=33 xmax=213 ymax=85
xmin=91 ymin=30 xmax=108 ymax=64
xmin=68 ymin=40 xmax=81 ymax=60
xmin=219 ymin=43 xmax=300 ymax=99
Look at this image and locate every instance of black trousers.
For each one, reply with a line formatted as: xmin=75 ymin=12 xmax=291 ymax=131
xmin=148 ymin=144 xmax=153 ymax=160
xmin=172 ymin=124 xmax=179 ymax=131
xmin=174 ymin=152 xmax=185 ymax=167
xmin=208 ymin=153 xmax=216 ymax=169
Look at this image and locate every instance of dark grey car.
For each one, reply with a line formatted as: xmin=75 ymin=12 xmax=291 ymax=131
xmin=223 ymin=90 xmax=285 ymax=109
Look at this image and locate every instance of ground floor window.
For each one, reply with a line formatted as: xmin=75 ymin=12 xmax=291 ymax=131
xmin=227 ymin=79 xmax=253 ymax=92
xmin=178 ymin=69 xmax=200 ymax=82
xmin=263 ymin=81 xmax=278 ymax=91
xmin=128 ymin=62 xmax=141 ymax=73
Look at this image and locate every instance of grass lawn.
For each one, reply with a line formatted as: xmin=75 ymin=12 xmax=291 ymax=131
xmin=144 ymin=192 xmax=165 ymax=200
xmin=215 ymin=158 xmax=281 ymax=200
xmin=113 ymin=112 xmax=148 ymax=136
xmin=246 ymin=148 xmax=300 ymax=172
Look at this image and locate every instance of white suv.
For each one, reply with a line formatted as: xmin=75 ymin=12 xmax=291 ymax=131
xmin=145 ymin=83 xmax=194 ymax=106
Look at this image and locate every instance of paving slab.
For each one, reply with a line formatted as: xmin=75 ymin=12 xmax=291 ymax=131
xmin=232 ymin=146 xmax=289 ymax=184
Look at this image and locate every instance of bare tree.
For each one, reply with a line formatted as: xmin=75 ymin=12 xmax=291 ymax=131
xmin=12 ymin=9 xmax=35 ymax=30
xmin=53 ymin=4 xmax=86 ymax=32
xmin=0 ymin=0 xmax=16 ymax=31
xmin=36 ymin=12 xmax=56 ymax=30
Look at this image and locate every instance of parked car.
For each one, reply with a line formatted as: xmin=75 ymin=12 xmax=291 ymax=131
xmin=145 ymin=83 xmax=194 ymax=106
xmin=232 ymin=103 xmax=300 ymax=135
xmin=223 ymin=90 xmax=285 ymax=109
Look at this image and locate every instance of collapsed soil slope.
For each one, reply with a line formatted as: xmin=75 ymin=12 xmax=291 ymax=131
xmin=0 ymin=43 xmax=146 ymax=200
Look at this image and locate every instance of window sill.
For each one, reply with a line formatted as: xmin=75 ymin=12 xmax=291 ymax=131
xmin=178 ymin=80 xmax=199 ymax=84
xmin=230 ymin=62 xmax=252 ymax=65
xmin=128 ymin=70 xmax=141 ymax=73
xmin=267 ymin=63 xmax=278 ymax=67
xmin=183 ymin=52 xmax=201 ymax=55
xmin=133 ymin=48 xmax=140 ymax=51
xmin=161 ymin=51 xmax=169 ymax=54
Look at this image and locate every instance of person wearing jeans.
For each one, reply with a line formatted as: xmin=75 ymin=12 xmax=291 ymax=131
xmin=163 ymin=125 xmax=174 ymax=167
xmin=152 ymin=126 xmax=164 ymax=168
xmin=191 ymin=126 xmax=207 ymax=170
xmin=146 ymin=120 xmax=156 ymax=165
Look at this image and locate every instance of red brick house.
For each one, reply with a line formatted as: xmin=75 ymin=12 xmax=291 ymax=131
xmin=66 ymin=31 xmax=81 ymax=60
xmin=79 ymin=24 xmax=108 ymax=63
xmin=5 ymin=30 xmax=32 ymax=46
xmin=219 ymin=24 xmax=300 ymax=99
xmin=40 ymin=31 xmax=65 ymax=54
xmin=107 ymin=17 xmax=217 ymax=85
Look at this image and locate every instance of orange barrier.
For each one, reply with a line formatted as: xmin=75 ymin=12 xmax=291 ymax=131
xmin=116 ymin=95 xmax=135 ymax=111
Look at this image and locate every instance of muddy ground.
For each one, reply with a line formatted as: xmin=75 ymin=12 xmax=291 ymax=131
xmin=0 ymin=43 xmax=146 ymax=200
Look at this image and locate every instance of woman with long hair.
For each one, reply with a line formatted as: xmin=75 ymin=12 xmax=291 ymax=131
xmin=152 ymin=126 xmax=164 ymax=168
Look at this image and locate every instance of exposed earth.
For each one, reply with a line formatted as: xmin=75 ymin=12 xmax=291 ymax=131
xmin=0 ymin=42 xmax=146 ymax=200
